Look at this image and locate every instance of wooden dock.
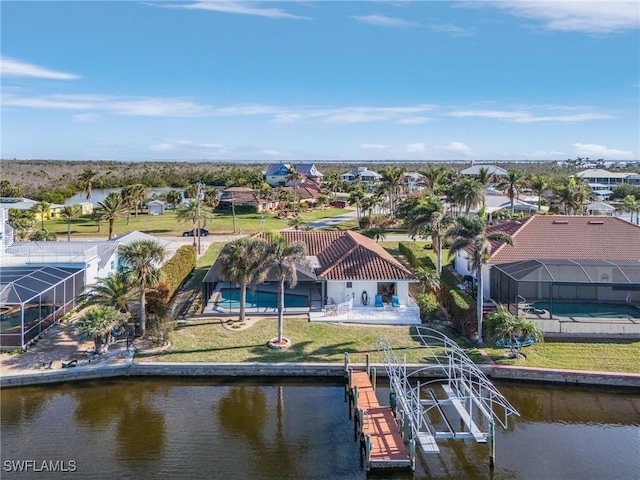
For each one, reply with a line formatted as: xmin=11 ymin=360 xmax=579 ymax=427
xmin=348 ymin=369 xmax=413 ymax=471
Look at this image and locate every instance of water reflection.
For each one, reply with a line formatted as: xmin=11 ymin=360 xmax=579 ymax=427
xmin=0 ymin=378 xmax=638 ymax=480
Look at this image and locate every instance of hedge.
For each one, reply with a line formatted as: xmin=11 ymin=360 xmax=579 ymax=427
xmin=417 ymin=292 xmax=439 ymax=321
xmin=399 ymin=241 xmax=475 ymax=336
xmin=148 ymin=245 xmax=196 ymax=312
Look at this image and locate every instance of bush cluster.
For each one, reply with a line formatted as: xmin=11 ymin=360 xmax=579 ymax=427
xmin=148 ymin=245 xmax=196 ymax=313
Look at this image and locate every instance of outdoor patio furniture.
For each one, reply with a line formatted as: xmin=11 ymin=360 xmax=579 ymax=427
xmin=375 ymin=294 xmax=384 ymax=309
xmin=391 ymin=295 xmax=400 ymax=308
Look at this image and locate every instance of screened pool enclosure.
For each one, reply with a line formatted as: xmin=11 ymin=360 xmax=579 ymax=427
xmin=0 ymin=265 xmax=84 ymax=349
xmin=491 ymin=259 xmax=640 ymax=319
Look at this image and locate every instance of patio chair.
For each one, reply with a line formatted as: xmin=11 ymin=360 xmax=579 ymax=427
xmin=391 ymin=295 xmax=400 ymax=309
xmin=375 ymin=294 xmax=384 ymax=309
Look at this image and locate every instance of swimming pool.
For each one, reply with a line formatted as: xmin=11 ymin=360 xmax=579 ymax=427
xmin=217 ymin=288 xmax=309 ymax=310
xmin=533 ymin=301 xmax=640 ymax=319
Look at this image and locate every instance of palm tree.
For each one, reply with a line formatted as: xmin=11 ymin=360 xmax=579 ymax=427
xmin=477 ymin=167 xmax=494 ymax=207
xmin=79 ymin=168 xmax=98 ymax=201
xmin=76 ymin=305 xmax=128 ymax=354
xmin=407 ymin=196 xmax=450 ymax=276
xmin=119 ymin=240 xmax=166 ymax=336
xmin=486 ymin=305 xmax=543 ymax=358
xmin=30 ymin=229 xmax=57 ymax=241
xmin=82 ymin=271 xmax=133 ymax=313
xmin=447 ymin=216 xmax=514 ymax=343
xmin=264 ymin=232 xmax=308 ymax=345
xmin=60 ymin=205 xmax=81 ymax=241
xmin=623 ymin=195 xmax=639 ymax=224
xmin=217 ymin=238 xmax=271 ymax=322
xmin=287 ymin=215 xmax=304 ymax=231
xmin=96 ymin=192 xmax=127 ymax=239
xmin=451 ymin=177 xmax=484 ymax=216
xmin=9 ymin=216 xmax=36 ymax=241
xmin=363 ymin=227 xmax=387 ymax=242
xmin=176 ymin=199 xmax=213 ymax=246
xmin=414 ymin=266 xmax=441 ymax=294
xmin=378 ymin=165 xmax=406 ymax=217
xmin=285 ymin=165 xmax=303 ymax=216
xmin=347 ymin=184 xmax=366 ymax=220
xmin=497 ymin=169 xmax=523 ymax=214
xmin=528 ymin=173 xmax=548 ymax=212
xmin=420 ymin=165 xmax=450 ymax=196
xmin=166 ymin=190 xmax=183 ymax=210
xmin=31 ymin=201 xmax=50 ymax=230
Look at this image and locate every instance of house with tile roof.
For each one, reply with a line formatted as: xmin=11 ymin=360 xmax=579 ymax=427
xmin=453 ymin=215 xmax=640 ymax=334
xmin=202 ymin=230 xmax=418 ymax=322
xmin=263 ymin=163 xmax=323 ymax=187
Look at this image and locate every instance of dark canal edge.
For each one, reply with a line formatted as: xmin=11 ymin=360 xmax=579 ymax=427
xmin=1 ymin=362 xmax=639 ymax=389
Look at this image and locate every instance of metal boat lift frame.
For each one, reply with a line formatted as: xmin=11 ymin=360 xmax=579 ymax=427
xmin=376 ymin=327 xmax=519 ymax=467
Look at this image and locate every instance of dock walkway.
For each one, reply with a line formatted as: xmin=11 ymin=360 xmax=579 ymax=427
xmin=349 ymin=370 xmax=413 ymax=471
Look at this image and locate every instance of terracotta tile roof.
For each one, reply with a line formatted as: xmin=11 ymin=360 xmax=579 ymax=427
xmin=252 ymin=230 xmax=414 ymax=281
xmin=485 ymin=216 xmax=640 ymax=263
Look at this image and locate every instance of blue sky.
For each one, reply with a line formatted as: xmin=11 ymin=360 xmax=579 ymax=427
xmin=2 ymin=1 xmax=639 ymax=162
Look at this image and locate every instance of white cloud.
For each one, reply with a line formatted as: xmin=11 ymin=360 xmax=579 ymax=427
xmin=492 ymin=2 xmax=639 ymax=34
xmin=447 ymin=109 xmax=614 ymax=123
xmin=157 ymin=1 xmax=310 ymax=19
xmin=149 ymin=142 xmax=175 ymax=152
xmin=396 ymin=117 xmax=430 ymax=124
xmin=353 ymin=14 xmax=418 ymax=28
xmin=573 ymin=143 xmax=634 ymax=159
xmin=405 ymin=142 xmax=427 ymax=153
xmin=429 ymin=24 xmax=474 ymax=36
xmin=1 ymin=56 xmax=80 ymax=80
xmin=440 ymin=141 xmax=472 ymax=155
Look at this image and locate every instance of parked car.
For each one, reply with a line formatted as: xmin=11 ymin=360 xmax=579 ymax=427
xmin=182 ymin=228 xmax=210 ymax=237
xmin=329 ymin=200 xmax=348 ymax=208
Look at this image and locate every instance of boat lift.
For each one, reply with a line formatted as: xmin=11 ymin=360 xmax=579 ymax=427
xmin=376 ymin=327 xmax=519 ymax=467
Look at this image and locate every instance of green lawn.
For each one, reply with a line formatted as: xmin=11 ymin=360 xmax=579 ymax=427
xmin=152 ymin=318 xmax=427 ymax=364
xmin=44 ymin=208 xmax=349 ymax=239
xmin=484 ymin=339 xmax=640 ymax=373
xmin=146 ymin=317 xmax=640 ymax=374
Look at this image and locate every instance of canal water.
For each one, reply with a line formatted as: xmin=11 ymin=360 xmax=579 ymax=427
xmin=1 ymin=378 xmax=638 ymax=479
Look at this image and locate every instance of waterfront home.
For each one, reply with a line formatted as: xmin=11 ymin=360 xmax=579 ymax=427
xmin=263 ymin=163 xmax=324 ymax=187
xmin=452 ymin=215 xmax=640 ymax=335
xmin=340 ymin=167 xmax=382 ymax=185
xmin=202 ymin=230 xmax=419 ymax=323
xmin=459 ymin=165 xmax=508 ymax=177
xmin=574 ymin=168 xmax=640 ymax=187
xmin=219 ymin=187 xmax=280 ymax=213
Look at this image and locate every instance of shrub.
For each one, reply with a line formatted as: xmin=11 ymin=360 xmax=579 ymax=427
xmin=148 ymin=245 xmax=196 ymax=312
xmin=418 ymin=292 xmax=439 ymax=321
xmin=447 ymin=289 xmax=476 ymax=337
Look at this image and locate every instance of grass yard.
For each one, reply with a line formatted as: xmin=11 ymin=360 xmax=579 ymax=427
xmin=44 ymin=208 xmax=349 ymax=239
xmin=146 ymin=316 xmax=640 ymax=374
xmin=484 ymin=338 xmax=640 ymax=373
xmin=151 ymin=318 xmax=428 ymax=364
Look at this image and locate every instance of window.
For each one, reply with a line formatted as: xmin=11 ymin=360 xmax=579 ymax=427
xmin=346 ymin=282 xmax=353 ymax=288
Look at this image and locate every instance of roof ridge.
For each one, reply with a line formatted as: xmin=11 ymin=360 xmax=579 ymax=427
xmin=345 ymin=231 xmax=412 ymax=274
xmin=316 ymin=232 xmax=359 ymax=277
xmin=487 ymin=217 xmax=529 ymax=259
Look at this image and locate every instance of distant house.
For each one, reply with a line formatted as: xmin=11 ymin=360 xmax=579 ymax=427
xmin=585 ymin=201 xmax=616 ymax=216
xmin=574 ymin=169 xmax=640 ymax=187
xmin=147 ymin=200 xmax=166 ymax=215
xmin=341 ymin=167 xmax=381 ymax=185
xmin=459 ymin=165 xmax=508 ymax=177
xmin=219 ymin=187 xmax=280 ymax=213
xmin=0 ymin=197 xmax=39 ymax=211
xmin=283 ymin=177 xmax=324 ymax=204
xmin=76 ymin=202 xmax=94 ymax=215
xmin=263 ymin=163 xmax=323 ymax=187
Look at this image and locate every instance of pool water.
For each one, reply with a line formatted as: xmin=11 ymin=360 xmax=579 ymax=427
xmin=218 ymin=288 xmax=308 ymax=309
xmin=533 ymin=301 xmax=640 ymax=319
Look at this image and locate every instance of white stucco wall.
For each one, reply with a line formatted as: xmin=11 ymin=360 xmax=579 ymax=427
xmin=454 ymin=250 xmax=492 ymax=298
xmin=325 ymin=280 xmax=411 ymax=306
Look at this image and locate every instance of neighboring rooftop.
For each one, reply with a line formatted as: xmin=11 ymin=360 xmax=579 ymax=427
xmin=482 ymin=216 xmax=640 ymax=264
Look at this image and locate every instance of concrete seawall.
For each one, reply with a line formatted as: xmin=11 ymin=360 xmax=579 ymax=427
xmin=2 ymin=361 xmax=639 ymax=389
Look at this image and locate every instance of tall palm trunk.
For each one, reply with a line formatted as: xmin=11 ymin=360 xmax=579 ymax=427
xmin=138 ymin=284 xmax=147 ymax=335
xmin=240 ymin=283 xmax=247 ymax=322
xmin=278 ymin=278 xmax=285 ymax=342
xmin=476 ymin=267 xmax=484 ymax=343
xmin=108 ymin=219 xmax=115 ymax=239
